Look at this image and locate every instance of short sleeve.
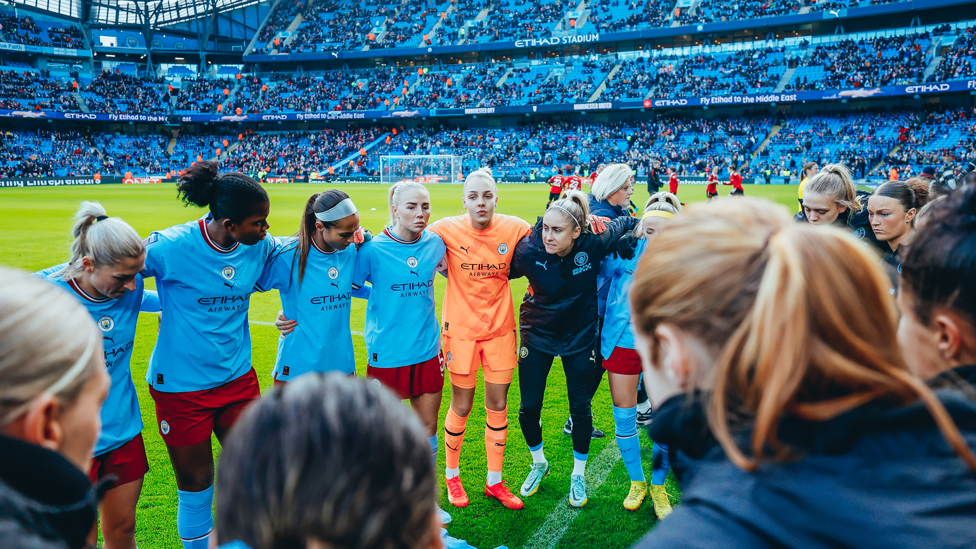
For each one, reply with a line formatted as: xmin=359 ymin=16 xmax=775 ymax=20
xmin=255 ymin=237 xmax=289 ymax=292
xmin=33 ymin=263 xmax=68 ymax=280
xmin=140 ymin=289 xmax=161 ymax=313
xmin=352 ymin=241 xmax=372 ymax=291
xmin=141 ymin=231 xmax=166 ymax=279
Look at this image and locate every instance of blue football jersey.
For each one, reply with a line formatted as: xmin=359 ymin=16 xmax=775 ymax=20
xmin=258 ymin=237 xmax=363 ymax=379
xmin=39 ymin=271 xmax=160 ymax=456
xmin=142 ymin=218 xmax=276 ymax=393
xmin=353 ymin=228 xmax=446 ymax=368
xmin=599 ymin=238 xmax=648 ymax=358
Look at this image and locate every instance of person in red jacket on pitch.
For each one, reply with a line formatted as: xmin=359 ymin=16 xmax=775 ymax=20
xmin=668 ymin=167 xmax=679 ymax=195
xmin=725 ymin=168 xmax=744 ymax=196
xmin=547 ymin=169 xmax=564 ymax=208
xmin=706 ymin=166 xmax=719 ymax=200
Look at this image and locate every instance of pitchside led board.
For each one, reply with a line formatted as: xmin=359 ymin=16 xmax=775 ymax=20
xmin=380 ymin=155 xmax=464 ymax=185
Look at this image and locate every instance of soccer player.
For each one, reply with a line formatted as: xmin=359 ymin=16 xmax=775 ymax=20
xmin=668 ymin=167 xmax=679 ymax=196
xmin=141 ymin=161 xmax=275 ymax=549
xmin=726 ymin=167 xmax=744 ymax=196
xmin=37 ymin=202 xmax=156 ymax=549
xmin=258 ymin=191 xmax=369 ymax=385
xmin=600 ymin=193 xmax=679 ymax=518
xmin=352 ymin=180 xmax=451 ymax=522
xmin=546 ymin=168 xmax=564 ymax=209
xmin=427 ymin=167 xmax=532 ymax=511
xmin=510 ymin=191 xmax=639 ymax=508
xmin=565 ymin=167 xmax=583 ymax=192
xmin=706 ymin=166 xmax=719 ymax=200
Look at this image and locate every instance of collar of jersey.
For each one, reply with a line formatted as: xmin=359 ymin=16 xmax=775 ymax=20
xmin=199 ymin=219 xmax=240 ymax=253
xmin=68 ymin=278 xmax=111 ymax=303
xmin=312 ymin=239 xmax=337 ymax=255
xmin=383 ymin=227 xmax=422 ymax=245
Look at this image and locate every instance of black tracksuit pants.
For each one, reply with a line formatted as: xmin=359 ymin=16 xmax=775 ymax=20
xmin=518 ymin=344 xmax=603 ymax=457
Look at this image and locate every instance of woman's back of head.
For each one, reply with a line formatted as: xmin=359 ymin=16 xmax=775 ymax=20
xmin=629 ymin=197 xmax=976 ymax=472
xmin=216 ymin=373 xmax=437 ymax=549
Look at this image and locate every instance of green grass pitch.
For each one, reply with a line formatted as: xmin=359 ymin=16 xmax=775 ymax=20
xmin=0 ymin=183 xmax=800 ymax=549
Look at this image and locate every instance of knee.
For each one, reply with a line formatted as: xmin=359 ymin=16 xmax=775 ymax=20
xmin=175 ymin=471 xmax=214 ymax=492
xmin=102 ymin=514 xmax=136 ymax=547
xmin=485 ymin=394 xmax=507 ymax=412
xmin=450 ymin=401 xmax=473 ymax=418
xmin=569 ymin=404 xmax=592 ymax=419
xmin=518 ymin=403 xmax=542 ymax=419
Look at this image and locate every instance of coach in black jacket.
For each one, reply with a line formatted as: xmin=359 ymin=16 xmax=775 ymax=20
xmin=509 ymin=196 xmax=638 ymax=504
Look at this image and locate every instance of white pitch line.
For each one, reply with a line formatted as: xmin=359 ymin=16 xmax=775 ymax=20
xmin=524 ymin=443 xmax=622 ymax=549
xmin=248 ymin=320 xmax=363 ymax=336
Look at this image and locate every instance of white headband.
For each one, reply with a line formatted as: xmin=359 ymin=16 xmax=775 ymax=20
xmin=314 ymin=198 xmax=357 ymax=222
xmin=551 ymin=205 xmax=581 ymax=228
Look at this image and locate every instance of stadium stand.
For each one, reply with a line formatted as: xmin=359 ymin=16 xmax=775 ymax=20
xmin=0 ymin=68 xmax=81 ymax=112
xmin=81 ymin=71 xmax=169 ymax=115
xmin=0 ymin=130 xmax=107 ymax=177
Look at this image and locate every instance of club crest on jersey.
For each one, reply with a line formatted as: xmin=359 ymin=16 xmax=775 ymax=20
xmin=328 ymin=266 xmax=339 ymax=279
xmin=445 ymin=351 xmax=452 ymax=363
xmin=160 ymin=420 xmax=170 ymax=435
xmin=574 ymin=252 xmax=588 ymax=267
xmin=406 ymin=256 xmax=418 ymax=269
xmin=97 ymin=316 xmax=114 ymax=332
xmin=852 ymin=227 xmax=865 ymax=240
xmin=221 ymin=266 xmax=236 ymax=280
xmin=498 ymin=243 xmax=508 ymax=255
xmin=519 ymin=347 xmax=529 ymax=358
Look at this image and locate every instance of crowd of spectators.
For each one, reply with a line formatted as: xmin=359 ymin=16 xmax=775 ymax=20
xmin=587 ymin=0 xmax=672 ymax=33
xmin=283 ymin=0 xmax=393 ymax=54
xmin=653 ymin=47 xmax=787 ymax=98
xmin=788 ymin=33 xmax=930 ymax=91
xmin=676 ymin=0 xmax=800 ymax=26
xmin=441 ymin=0 xmax=490 ymax=44
xmin=95 ymin=133 xmax=171 ymax=175
xmin=880 ymin=106 xmax=976 ymax=176
xmin=252 ymin=0 xmax=308 ymax=53
xmin=174 ymin=78 xmax=234 ymax=114
xmin=929 ymin=27 xmax=976 ymax=82
xmin=0 ymin=130 xmax=108 ymax=178
xmin=490 ymin=0 xmax=576 ymax=41
xmin=47 ymin=24 xmax=85 ymax=49
xmin=222 ymin=127 xmax=388 ymax=176
xmin=0 ymin=10 xmax=44 ymax=47
xmin=0 ymin=69 xmax=81 ymax=112
xmin=601 ymin=57 xmax=654 ymax=100
xmin=82 ymin=71 xmax=168 ymax=115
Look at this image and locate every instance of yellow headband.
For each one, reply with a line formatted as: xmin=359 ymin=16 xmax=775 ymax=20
xmin=642 ymin=210 xmax=675 ymax=220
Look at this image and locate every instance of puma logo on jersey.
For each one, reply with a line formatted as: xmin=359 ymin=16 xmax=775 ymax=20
xmin=460 ymin=246 xmax=470 ymax=254
xmin=102 ymin=335 xmax=115 ymax=345
xmin=409 ymin=270 xmax=419 ymax=277
xmin=331 ymin=282 xmax=339 ymax=289
xmin=223 ymin=281 xmax=236 ymax=290
xmin=536 ymin=261 xmax=548 ymax=270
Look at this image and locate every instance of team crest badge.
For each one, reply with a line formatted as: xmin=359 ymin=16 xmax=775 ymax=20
xmin=97 ymin=316 xmax=114 ymax=332
xmin=446 ymin=351 xmax=452 ymax=363
xmin=498 ymin=243 xmax=508 ymax=255
xmin=221 ymin=266 xmax=236 ymax=280
xmin=160 ymin=420 xmax=170 ymax=435
xmin=574 ymin=252 xmax=588 ymax=267
xmin=328 ymin=266 xmax=339 ymax=279
xmin=407 ymin=256 xmax=418 ymax=268
xmin=519 ymin=347 xmax=529 ymax=358
xmin=852 ymin=227 xmax=865 ymax=240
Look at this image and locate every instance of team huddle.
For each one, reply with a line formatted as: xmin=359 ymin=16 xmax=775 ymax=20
xmin=32 ymin=161 xmax=680 ymax=549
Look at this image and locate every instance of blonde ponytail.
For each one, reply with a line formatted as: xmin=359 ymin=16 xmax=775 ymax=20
xmin=806 ymin=164 xmax=860 ymax=213
xmin=0 ymin=267 xmax=101 ymax=425
xmin=387 ymin=181 xmax=429 ymax=228
xmin=61 ymin=201 xmax=145 ymax=281
xmin=550 ymin=190 xmax=591 ymax=233
xmin=635 ymin=192 xmax=681 ymax=236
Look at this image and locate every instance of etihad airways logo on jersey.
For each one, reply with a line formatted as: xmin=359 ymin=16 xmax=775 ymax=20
xmin=197 ymin=292 xmax=254 ymax=312
xmin=461 ymin=262 xmax=507 ymax=277
xmin=104 ymin=341 xmax=134 ymax=362
xmin=310 ymin=292 xmax=352 ymax=311
xmin=391 ymin=279 xmax=434 ymax=296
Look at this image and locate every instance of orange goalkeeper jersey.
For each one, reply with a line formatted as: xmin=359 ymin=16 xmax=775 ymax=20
xmin=429 ymin=213 xmax=532 ymax=341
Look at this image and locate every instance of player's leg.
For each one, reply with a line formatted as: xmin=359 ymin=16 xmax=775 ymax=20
xmin=443 ymin=337 xmax=477 ymax=507
xmin=151 ymin=387 xmax=219 ymax=549
xmin=98 ymin=478 xmax=144 ymax=549
xmin=407 ymin=352 xmax=450 ymax=523
xmin=650 ymin=442 xmax=674 ymax=519
xmin=517 ymin=344 xmax=554 ymax=499
xmin=562 ymin=349 xmax=602 ymax=507
xmin=607 ymin=357 xmax=646 ymax=511
xmin=95 ymin=433 xmax=150 ymax=549
xmin=481 ymin=334 xmax=521 ymax=509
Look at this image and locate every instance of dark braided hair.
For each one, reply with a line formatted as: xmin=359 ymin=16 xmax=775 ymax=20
xmin=177 ymin=161 xmax=268 ymax=223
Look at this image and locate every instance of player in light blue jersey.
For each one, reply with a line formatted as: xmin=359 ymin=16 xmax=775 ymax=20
xmin=37 ymin=202 xmax=155 ymax=549
xmin=600 ymin=192 xmax=680 ymax=518
xmin=352 ymin=180 xmax=450 ymax=523
xmin=259 ymin=190 xmax=371 ymax=385
xmin=141 ymin=161 xmax=273 ymax=549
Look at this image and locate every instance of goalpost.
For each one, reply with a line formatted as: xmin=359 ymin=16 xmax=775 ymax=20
xmin=380 ymin=155 xmax=464 ymax=185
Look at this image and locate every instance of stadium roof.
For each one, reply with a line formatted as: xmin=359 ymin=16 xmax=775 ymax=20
xmin=8 ymin=0 xmax=262 ymax=26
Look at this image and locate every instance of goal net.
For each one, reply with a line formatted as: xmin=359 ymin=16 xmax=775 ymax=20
xmin=380 ymin=155 xmax=463 ymax=185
